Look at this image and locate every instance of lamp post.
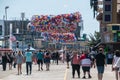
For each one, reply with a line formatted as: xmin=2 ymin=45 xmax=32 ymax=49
xmin=5 ymin=6 xmax=9 ymax=20
xmin=5 ymin=6 xmax=9 ymax=48
xmin=21 ymin=12 xmax=25 ymax=50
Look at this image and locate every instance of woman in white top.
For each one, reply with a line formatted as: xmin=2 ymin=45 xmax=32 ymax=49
xmin=112 ymin=50 xmax=120 ymax=80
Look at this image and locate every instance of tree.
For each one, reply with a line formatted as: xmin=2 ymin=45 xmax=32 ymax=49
xmin=90 ymin=0 xmax=98 ymax=18
xmin=88 ymin=31 xmax=101 ymax=47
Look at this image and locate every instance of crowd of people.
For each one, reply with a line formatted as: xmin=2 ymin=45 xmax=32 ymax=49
xmin=0 ymin=49 xmax=71 ymax=75
xmin=1 ymin=47 xmax=120 ymax=80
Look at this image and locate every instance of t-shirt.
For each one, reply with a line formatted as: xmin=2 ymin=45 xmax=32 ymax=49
xmin=115 ymin=58 xmax=120 ymax=67
xmin=25 ymin=52 xmax=33 ymax=62
xmin=81 ymin=54 xmax=91 ymax=67
xmin=114 ymin=58 xmax=120 ymax=72
xmin=113 ymin=55 xmax=120 ymax=67
xmin=72 ymin=55 xmax=80 ymax=65
xmin=95 ymin=53 xmax=105 ymax=66
xmin=80 ymin=54 xmax=86 ymax=60
xmin=107 ymin=53 xmax=113 ymax=59
xmin=37 ymin=52 xmax=43 ymax=60
xmin=81 ymin=58 xmax=91 ymax=67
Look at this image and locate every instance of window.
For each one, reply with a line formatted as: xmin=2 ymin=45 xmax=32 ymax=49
xmin=113 ymin=33 xmax=117 ymax=42
xmin=0 ymin=25 xmax=2 ymax=35
xmin=105 ymin=4 xmax=111 ymax=11
xmin=104 ymin=14 xmax=111 ymax=22
xmin=112 ymin=25 xmax=120 ymax=30
xmin=117 ymin=31 xmax=120 ymax=42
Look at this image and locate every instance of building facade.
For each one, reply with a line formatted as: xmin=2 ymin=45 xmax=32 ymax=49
xmin=94 ymin=0 xmax=120 ymax=50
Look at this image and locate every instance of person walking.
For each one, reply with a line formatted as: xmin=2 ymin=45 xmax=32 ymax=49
xmin=7 ymin=51 xmax=14 ymax=70
xmin=13 ymin=51 xmax=17 ymax=68
xmin=94 ymin=48 xmax=106 ymax=80
xmin=112 ymin=50 xmax=120 ymax=80
xmin=66 ymin=52 xmax=71 ymax=69
xmin=25 ymin=49 xmax=33 ymax=75
xmin=106 ymin=50 xmax=114 ymax=64
xmin=44 ymin=52 xmax=51 ymax=71
xmin=114 ymin=57 xmax=120 ymax=80
xmin=80 ymin=51 xmax=92 ymax=79
xmin=55 ymin=51 xmax=59 ymax=65
xmin=71 ymin=51 xmax=80 ymax=78
xmin=16 ymin=51 xmax=24 ymax=75
xmin=2 ymin=52 xmax=9 ymax=71
xmin=36 ymin=50 xmax=44 ymax=71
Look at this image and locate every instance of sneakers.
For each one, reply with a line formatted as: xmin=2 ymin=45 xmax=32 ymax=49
xmin=30 ymin=71 xmax=31 ymax=75
xmin=82 ymin=75 xmax=92 ymax=79
xmin=41 ymin=67 xmax=43 ymax=71
xmin=88 ymin=75 xmax=92 ymax=78
xmin=72 ymin=76 xmax=80 ymax=78
xmin=82 ymin=76 xmax=86 ymax=79
xmin=72 ymin=76 xmax=74 ymax=78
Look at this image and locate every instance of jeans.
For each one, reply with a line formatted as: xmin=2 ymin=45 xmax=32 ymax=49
xmin=26 ymin=62 xmax=32 ymax=74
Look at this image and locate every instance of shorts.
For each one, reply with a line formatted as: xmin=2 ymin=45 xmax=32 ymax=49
xmin=37 ymin=59 xmax=43 ymax=64
xmin=97 ymin=66 xmax=104 ymax=74
xmin=82 ymin=66 xmax=90 ymax=72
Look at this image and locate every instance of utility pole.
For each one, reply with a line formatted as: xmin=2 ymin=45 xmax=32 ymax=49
xmin=9 ymin=23 xmax=12 ymax=49
xmin=5 ymin=6 xmax=9 ymax=20
xmin=5 ymin=6 xmax=9 ymax=48
xmin=21 ymin=12 xmax=25 ymax=50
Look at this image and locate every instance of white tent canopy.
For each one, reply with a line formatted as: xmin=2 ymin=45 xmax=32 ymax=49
xmin=58 ymin=49 xmax=64 ymax=52
xmin=24 ymin=47 xmax=35 ymax=51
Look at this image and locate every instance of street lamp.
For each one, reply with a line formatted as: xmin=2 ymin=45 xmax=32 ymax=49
xmin=5 ymin=6 xmax=9 ymax=20
xmin=5 ymin=6 xmax=9 ymax=48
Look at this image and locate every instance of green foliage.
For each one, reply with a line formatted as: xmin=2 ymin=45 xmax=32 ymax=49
xmin=88 ymin=31 xmax=101 ymax=46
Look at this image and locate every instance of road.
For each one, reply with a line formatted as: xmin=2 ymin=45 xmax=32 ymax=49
xmin=0 ymin=62 xmax=115 ymax=80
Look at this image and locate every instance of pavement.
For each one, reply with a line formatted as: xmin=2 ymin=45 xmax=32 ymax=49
xmin=0 ymin=62 xmax=115 ymax=80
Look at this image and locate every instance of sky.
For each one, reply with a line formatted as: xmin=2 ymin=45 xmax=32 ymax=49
xmin=0 ymin=0 xmax=99 ymax=35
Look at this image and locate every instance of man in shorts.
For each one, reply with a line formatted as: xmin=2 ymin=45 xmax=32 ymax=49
xmin=80 ymin=51 xmax=92 ymax=79
xmin=95 ymin=48 xmax=106 ymax=80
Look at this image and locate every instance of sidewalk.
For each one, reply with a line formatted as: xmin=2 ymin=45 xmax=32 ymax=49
xmin=0 ymin=63 xmax=66 ymax=80
xmin=67 ymin=65 xmax=115 ymax=80
xmin=0 ymin=63 xmax=115 ymax=80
